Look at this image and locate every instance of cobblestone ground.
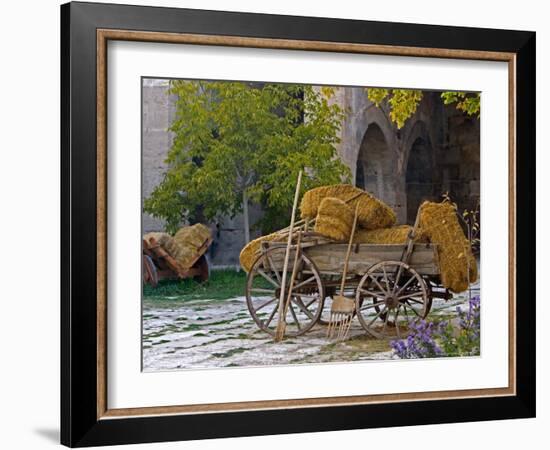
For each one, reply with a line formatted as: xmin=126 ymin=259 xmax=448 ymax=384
xmin=142 ymin=280 xmax=479 ymax=371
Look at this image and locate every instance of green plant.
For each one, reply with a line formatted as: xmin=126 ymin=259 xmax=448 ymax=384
xmin=441 ymin=92 xmax=481 ymax=117
xmin=438 ymin=295 xmax=480 ymax=357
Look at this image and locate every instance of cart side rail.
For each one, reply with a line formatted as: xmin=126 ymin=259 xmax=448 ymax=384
xmin=263 ymin=242 xmax=439 ymax=276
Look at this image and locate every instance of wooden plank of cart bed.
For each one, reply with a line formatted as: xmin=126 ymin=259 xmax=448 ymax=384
xmin=304 ymin=243 xmax=440 ymax=276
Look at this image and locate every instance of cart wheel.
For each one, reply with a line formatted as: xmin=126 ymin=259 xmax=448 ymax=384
xmin=355 ymin=260 xmax=429 ymax=339
xmin=245 ymin=247 xmax=325 ymax=337
xmin=143 ymin=255 xmax=158 ymax=287
xmin=194 ymin=254 xmax=210 ymax=282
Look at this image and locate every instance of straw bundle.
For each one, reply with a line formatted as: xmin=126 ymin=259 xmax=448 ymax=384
xmin=313 ymin=197 xmax=354 ymax=241
xmin=419 ymin=201 xmax=478 ymax=293
xmin=353 ymin=225 xmax=428 ymax=244
xmin=239 ymin=232 xmax=287 ymax=273
xmin=163 ymin=223 xmax=211 ymax=269
xmin=143 ymin=232 xmax=174 ymax=248
xmin=300 ymin=184 xmax=396 ymax=230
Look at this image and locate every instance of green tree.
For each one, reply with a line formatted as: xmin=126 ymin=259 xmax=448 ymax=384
xmin=440 ymin=91 xmax=481 ymax=117
xmin=144 ymin=81 xmax=350 ymax=241
xmin=367 ymin=88 xmax=480 ymax=129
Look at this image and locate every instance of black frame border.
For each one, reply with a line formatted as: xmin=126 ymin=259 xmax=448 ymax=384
xmin=61 ymin=1 xmax=535 ymax=447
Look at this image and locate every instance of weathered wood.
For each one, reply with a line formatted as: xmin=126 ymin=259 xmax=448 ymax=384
xmin=142 ymin=255 xmax=158 ymax=287
xmin=339 ymin=204 xmax=359 ymax=294
xmin=143 ymin=235 xmax=213 ymax=281
xmin=275 ymin=170 xmax=303 ymax=341
xmin=267 ymin=243 xmax=439 ymax=276
xmin=305 ymin=243 xmax=439 ymax=276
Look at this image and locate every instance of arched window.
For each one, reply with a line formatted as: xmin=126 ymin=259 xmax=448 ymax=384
xmin=405 ymin=137 xmax=434 ymax=224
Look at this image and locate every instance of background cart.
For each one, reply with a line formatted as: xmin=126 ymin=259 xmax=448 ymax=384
xmin=142 ymin=234 xmax=212 ymax=287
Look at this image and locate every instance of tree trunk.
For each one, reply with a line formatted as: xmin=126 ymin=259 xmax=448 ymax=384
xmin=242 ymin=189 xmax=250 ymax=245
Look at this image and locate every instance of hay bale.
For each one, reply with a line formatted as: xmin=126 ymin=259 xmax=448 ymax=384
xmin=239 ymin=232 xmax=287 ymax=273
xmin=300 ymin=184 xmax=396 ymax=230
xmin=313 ymin=197 xmax=354 ymax=241
xmin=353 ymin=225 xmax=428 ymax=244
xmin=174 ymin=223 xmax=211 ymax=248
xmin=164 ymin=223 xmax=211 ymax=269
xmin=143 ymin=232 xmax=174 ymax=248
xmin=419 ymin=201 xmax=478 ymax=293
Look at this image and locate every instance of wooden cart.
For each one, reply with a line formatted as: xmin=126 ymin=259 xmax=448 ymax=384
xmin=142 ymin=235 xmax=212 ymax=287
xmin=245 ymin=231 xmax=452 ymax=339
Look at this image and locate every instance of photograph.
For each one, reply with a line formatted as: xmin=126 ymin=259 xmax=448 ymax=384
xmin=141 ymin=78 xmax=481 ymax=371
xmin=54 ymin=0 xmax=536 ymax=447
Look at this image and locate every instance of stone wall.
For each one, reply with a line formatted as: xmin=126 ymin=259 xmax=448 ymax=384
xmin=142 ymin=81 xmax=480 ymax=267
xmin=142 ymin=78 xmax=176 ymax=232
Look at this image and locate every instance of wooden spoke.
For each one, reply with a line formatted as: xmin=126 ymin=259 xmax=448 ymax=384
xmin=292 ymin=297 xmax=313 ymax=315
xmin=405 ymin=301 xmax=423 ymax=317
xmin=292 ymin=275 xmax=317 ymax=291
xmin=395 ymin=275 xmax=417 ymax=296
xmin=359 ymin=300 xmax=385 ymax=311
xmin=288 ymin=303 xmax=301 ymax=330
xmin=257 ymin=269 xmax=280 ymax=288
xmin=371 ymin=276 xmax=388 ymax=294
xmin=382 ymin=307 xmax=390 ymax=334
xmin=303 ymin=297 xmax=319 ymax=309
xmin=394 ymin=307 xmax=402 ymax=339
xmin=359 ymin=288 xmax=386 ymax=299
xmin=403 ymin=297 xmax=425 ymax=304
xmin=367 ymin=305 xmax=387 ymax=327
xmin=250 ymin=288 xmax=275 ymax=294
xmin=382 ymin=265 xmax=390 ymax=291
xmin=392 ymin=265 xmax=405 ymax=294
xmin=264 ymin=303 xmax=279 ymax=327
xmin=255 ymin=297 xmax=277 ymax=312
xmin=266 ymin=255 xmax=282 ymax=284
xmin=402 ymin=303 xmax=411 ymax=323
xmin=397 ymin=292 xmax=424 ymax=303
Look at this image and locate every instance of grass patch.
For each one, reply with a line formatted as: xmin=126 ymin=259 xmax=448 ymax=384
xmin=143 ymin=269 xmax=247 ymax=302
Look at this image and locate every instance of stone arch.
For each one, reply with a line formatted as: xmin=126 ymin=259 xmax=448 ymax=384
xmin=405 ymin=137 xmax=435 ymax=224
xmin=403 ymin=120 xmax=435 ymax=169
xmin=355 ymin=121 xmax=398 ymax=209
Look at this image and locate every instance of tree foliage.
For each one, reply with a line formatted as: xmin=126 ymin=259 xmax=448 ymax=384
xmin=367 ymin=88 xmax=423 ymax=128
xmin=367 ymin=88 xmax=480 ymax=129
xmin=440 ymin=91 xmax=481 ymax=117
xmin=144 ymin=81 xmax=350 ymax=236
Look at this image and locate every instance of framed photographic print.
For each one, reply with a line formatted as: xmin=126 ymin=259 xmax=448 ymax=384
xmin=61 ymin=1 xmax=536 ymax=447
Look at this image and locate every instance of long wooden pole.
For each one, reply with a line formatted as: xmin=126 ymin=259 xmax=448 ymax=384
xmin=276 ymin=230 xmax=302 ymax=340
xmin=339 ymin=204 xmax=360 ymax=296
xmin=274 ymin=170 xmax=303 ymax=342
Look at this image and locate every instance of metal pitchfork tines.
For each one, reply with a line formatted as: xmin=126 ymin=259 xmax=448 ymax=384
xmin=327 ymin=204 xmax=359 ymax=341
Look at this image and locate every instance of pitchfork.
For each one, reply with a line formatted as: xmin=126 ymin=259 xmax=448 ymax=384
xmin=327 ymin=204 xmax=359 ymax=341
